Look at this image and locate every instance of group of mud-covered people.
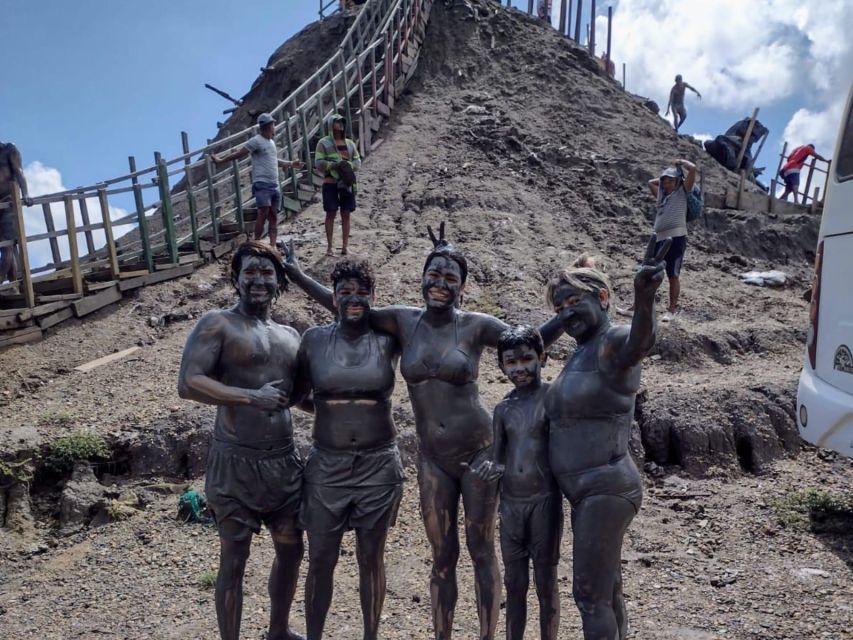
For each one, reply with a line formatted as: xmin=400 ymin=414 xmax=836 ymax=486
xmin=179 ymin=180 xmax=673 ymax=639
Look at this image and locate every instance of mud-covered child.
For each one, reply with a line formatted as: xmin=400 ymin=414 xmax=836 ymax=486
xmin=472 ymin=326 xmax=563 ymax=640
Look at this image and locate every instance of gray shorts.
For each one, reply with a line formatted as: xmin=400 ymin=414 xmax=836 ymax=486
xmin=252 ymin=181 xmax=281 ymax=209
xmin=0 ymin=211 xmax=17 ymax=243
xmin=205 ymin=438 xmax=303 ymax=540
xmin=500 ymin=492 xmax=564 ymax=564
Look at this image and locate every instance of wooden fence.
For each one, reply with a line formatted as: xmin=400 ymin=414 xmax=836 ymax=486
xmin=0 ymin=0 xmax=433 ymax=348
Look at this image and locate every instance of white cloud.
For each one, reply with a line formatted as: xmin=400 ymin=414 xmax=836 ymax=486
xmin=21 ymin=161 xmax=134 ymax=272
xmin=691 ymin=133 xmax=714 ymax=145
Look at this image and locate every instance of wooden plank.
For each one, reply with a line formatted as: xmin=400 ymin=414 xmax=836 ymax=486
xmin=282 ymin=196 xmax=303 ymax=213
xmin=85 ymin=280 xmax=119 ymax=293
xmin=37 ymin=306 xmax=75 ymax=330
xmin=119 ymin=269 xmax=150 ymax=279
xmin=178 ymin=254 xmax=200 ymax=265
xmin=77 ymin=194 xmax=96 ymax=256
xmin=29 ymin=300 xmax=73 ymax=318
xmin=36 ymin=293 xmax=83 ymax=303
xmin=98 ymin=190 xmax=121 ymax=279
xmin=42 ymin=203 xmax=61 ymax=266
xmin=64 ymin=196 xmax=84 ymax=295
xmin=370 ymin=116 xmax=383 ymax=133
xmin=0 ymin=325 xmax=42 ymax=349
xmin=297 ymin=188 xmax=316 ymax=202
xmin=10 ymin=186 xmax=35 ymax=308
xmin=74 ymin=346 xmax=141 ymax=373
xmin=72 ymin=284 xmax=122 ymax=318
xmin=118 ymin=264 xmax=195 ymax=292
xmin=0 ymin=315 xmax=33 ymax=331
xmin=375 ymin=99 xmax=391 ymax=118
xmin=0 ymin=307 xmax=28 ymax=318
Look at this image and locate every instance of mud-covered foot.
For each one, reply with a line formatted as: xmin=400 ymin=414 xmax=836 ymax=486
xmin=263 ymin=629 xmax=306 ymax=640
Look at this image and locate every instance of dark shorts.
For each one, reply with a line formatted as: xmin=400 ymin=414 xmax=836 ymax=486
xmin=554 ymin=453 xmax=643 ymax=513
xmin=252 ymin=181 xmax=281 ymax=209
xmin=301 ymin=443 xmax=404 ymax=533
xmin=673 ymin=103 xmax=687 ymax=119
xmin=657 ymin=234 xmax=687 ymax=279
xmin=419 ymin=446 xmax=491 ymax=482
xmin=500 ymin=493 xmax=564 ymax=564
xmin=205 ymin=438 xmax=303 ymax=540
xmin=0 ymin=211 xmax=17 ymax=243
xmin=322 ymin=183 xmax=357 ymax=212
xmin=782 ymin=169 xmax=800 ymax=189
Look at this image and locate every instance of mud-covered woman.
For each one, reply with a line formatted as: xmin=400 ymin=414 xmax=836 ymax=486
xmin=280 ymin=225 xmax=562 ymax=640
xmin=544 ymin=235 xmax=670 ymax=640
xmin=289 ymin=258 xmax=403 ymax=640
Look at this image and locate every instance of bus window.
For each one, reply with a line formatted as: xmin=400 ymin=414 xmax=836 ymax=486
xmin=838 ymin=101 xmax=853 ymax=182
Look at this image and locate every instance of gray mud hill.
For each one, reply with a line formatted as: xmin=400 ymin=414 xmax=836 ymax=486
xmin=0 ymin=2 xmax=850 ymax=639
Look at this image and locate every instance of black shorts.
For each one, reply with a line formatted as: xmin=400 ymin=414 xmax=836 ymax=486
xmin=782 ymin=170 xmax=800 ymax=189
xmin=500 ymin=493 xmax=564 ymax=564
xmin=657 ymin=234 xmax=687 ymax=279
xmin=301 ymin=444 xmax=404 ymax=533
xmin=322 ymin=183 xmax=357 ymax=212
xmin=0 ymin=211 xmax=17 ymax=243
xmin=205 ymin=439 xmax=304 ymax=540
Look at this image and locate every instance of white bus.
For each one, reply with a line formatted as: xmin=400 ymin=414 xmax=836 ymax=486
xmin=797 ymin=81 xmax=853 ymax=457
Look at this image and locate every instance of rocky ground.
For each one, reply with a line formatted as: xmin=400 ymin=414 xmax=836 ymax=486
xmin=1 ymin=1 xmax=850 ymax=638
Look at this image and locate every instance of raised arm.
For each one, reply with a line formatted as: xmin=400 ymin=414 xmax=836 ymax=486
xmin=648 ymin=178 xmax=660 ymax=197
xmin=676 ymin=158 xmax=697 ymax=191
xmin=289 ymin=337 xmax=315 ymax=415
xmin=177 ymin=312 xmax=288 ymax=410
xmin=612 ymin=235 xmax=670 ymax=369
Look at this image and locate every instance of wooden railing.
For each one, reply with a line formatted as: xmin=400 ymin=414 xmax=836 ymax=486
xmin=0 ymin=0 xmax=433 ymax=348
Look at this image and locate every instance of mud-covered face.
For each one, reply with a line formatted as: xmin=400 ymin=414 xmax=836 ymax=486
xmin=332 ymin=119 xmax=345 ymax=135
xmin=333 ymin=277 xmax=373 ymax=324
xmin=551 ymin=284 xmax=608 ymax=339
xmin=422 ymin=256 xmax=464 ymax=309
xmin=237 ymin=255 xmax=278 ymax=306
xmin=500 ymin=344 xmax=543 ymax=389
xmin=661 ymin=175 xmax=678 ymax=195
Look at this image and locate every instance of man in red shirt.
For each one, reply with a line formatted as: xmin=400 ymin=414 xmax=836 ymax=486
xmin=779 ymin=143 xmax=828 ymax=203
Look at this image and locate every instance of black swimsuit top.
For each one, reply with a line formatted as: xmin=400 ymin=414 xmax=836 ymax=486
xmin=309 ymin=325 xmax=396 ymax=401
xmin=399 ymin=312 xmax=477 ymax=386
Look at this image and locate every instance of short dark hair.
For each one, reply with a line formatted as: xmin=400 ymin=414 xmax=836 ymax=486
xmin=497 ymin=325 xmax=544 ymax=364
xmin=330 ymin=257 xmax=375 ymax=292
xmin=230 ymin=241 xmax=288 ymax=298
xmin=422 ymin=244 xmax=469 ymax=285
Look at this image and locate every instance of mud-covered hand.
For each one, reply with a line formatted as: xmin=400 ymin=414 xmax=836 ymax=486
xmin=249 ymin=379 xmax=289 ymax=411
xmin=634 ymin=233 xmax=670 ymax=295
xmin=336 ymin=160 xmax=356 ymax=186
xmin=467 ymin=458 xmax=505 ymax=483
xmin=276 ymin=239 xmax=302 ymax=277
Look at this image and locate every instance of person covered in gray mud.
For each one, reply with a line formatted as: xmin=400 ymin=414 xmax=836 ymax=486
xmin=0 ymin=141 xmax=33 ymax=284
xmin=544 ymin=238 xmax=670 ymax=640
xmin=288 ymin=255 xmax=403 ymax=640
xmin=472 ymin=326 xmax=563 ymax=640
xmin=178 ymin=241 xmax=306 ymax=640
xmin=666 ymin=74 xmax=701 ymax=132
xmin=279 ymin=223 xmax=564 ymax=640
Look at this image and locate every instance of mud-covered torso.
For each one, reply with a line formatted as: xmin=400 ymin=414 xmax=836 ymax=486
xmin=212 ymin=310 xmax=300 ymax=447
xmin=545 ymin=326 xmax=642 ymax=472
xmin=301 ymin=323 xmax=399 ymax=450
xmin=499 ymin=384 xmax=558 ymax=499
xmin=397 ymin=309 xmax=491 ymax=459
xmin=0 ymin=144 xmax=16 ymax=200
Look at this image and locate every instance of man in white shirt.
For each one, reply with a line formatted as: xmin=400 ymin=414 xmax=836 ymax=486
xmin=212 ymin=113 xmax=302 ymax=246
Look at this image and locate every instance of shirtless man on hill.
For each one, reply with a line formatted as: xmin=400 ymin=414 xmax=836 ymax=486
xmin=666 ymin=75 xmax=701 ymax=133
xmin=0 ymin=142 xmax=33 ymax=284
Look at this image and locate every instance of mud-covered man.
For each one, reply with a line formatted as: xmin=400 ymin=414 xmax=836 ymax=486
xmin=472 ymin=326 xmax=562 ymax=640
xmin=665 ymin=74 xmax=701 ymax=132
xmin=178 ymin=241 xmax=305 ymax=640
xmin=289 ymin=254 xmax=403 ymax=640
xmin=0 ymin=141 xmax=33 ymax=284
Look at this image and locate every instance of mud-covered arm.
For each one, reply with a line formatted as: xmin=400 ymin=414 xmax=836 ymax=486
xmin=289 ymin=339 xmax=315 ymax=414
xmin=613 ymin=235 xmax=670 ymax=369
xmin=471 ymin=406 xmax=506 ymax=482
xmin=537 ymin=315 xmax=565 ymax=348
xmin=477 ymin=311 xmax=562 ymax=349
xmin=666 ymin=87 xmax=674 ymax=114
xmin=278 ymin=239 xmax=336 ymax=313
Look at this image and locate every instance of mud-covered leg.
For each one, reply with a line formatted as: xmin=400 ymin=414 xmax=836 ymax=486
xmin=461 ymin=470 xmax=500 ymax=640
xmin=612 ymin=566 xmax=628 ymax=640
xmin=533 ymin=561 xmax=560 ymax=640
xmin=215 ymin=523 xmax=253 ymax=640
xmin=503 ymin=558 xmax=529 ymax=640
xmin=268 ymin=516 xmax=305 ymax=640
xmin=355 ymin=524 xmax=391 ymax=640
xmin=305 ymin=528 xmax=345 ymax=640
xmin=418 ymin=455 xmax=462 ymax=640
xmin=571 ymin=496 xmax=635 ymax=640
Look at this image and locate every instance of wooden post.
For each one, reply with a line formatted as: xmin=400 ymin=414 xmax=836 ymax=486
xmin=567 ymin=0 xmax=573 ymax=35
xmin=822 ymin=159 xmax=831 ymax=204
xmin=745 ymin=130 xmax=769 ymax=180
xmin=63 ymin=195 xmax=83 ymax=295
xmin=736 ymin=170 xmax=746 ymax=210
xmin=77 ymin=192 xmax=96 ymax=257
xmin=9 ymin=184 xmax=35 ymax=307
xmin=181 ymin=132 xmax=201 ymax=256
xmin=775 ymin=141 xmax=788 ymax=182
xmin=205 ymin=156 xmax=220 ymax=245
xmin=589 ymin=0 xmax=596 ymax=54
xmin=558 ymin=0 xmax=567 ymax=34
xmin=622 ymin=62 xmax=626 ymax=90
xmin=574 ymin=0 xmax=582 ymax=42
xmin=97 ymin=189 xmax=120 ymax=279
xmin=298 ymin=108 xmax=313 ymax=169
xmin=768 ymin=180 xmax=776 ymax=212
xmin=128 ymin=157 xmax=153 ymax=273
xmin=42 ymin=203 xmax=61 ymax=266
xmin=370 ymin=45 xmax=378 ymax=117
xmin=734 ymin=108 xmax=759 ymax=172
xmin=528 ymin=0 xmax=533 ymax=14
xmin=356 ymin=51 xmax=368 ymax=157
xmin=231 ymin=159 xmax=245 ymax=234
xmin=802 ymin=156 xmax=817 ymax=204
xmin=339 ymin=51 xmax=353 ymax=139
xmin=383 ymin=31 xmax=391 ymax=106
xmin=811 ymin=187 xmax=820 ymax=214
xmin=606 ymin=6 xmax=612 ymax=64
xmin=156 ymin=159 xmax=179 ymax=264
xmin=283 ymin=113 xmax=301 ymax=196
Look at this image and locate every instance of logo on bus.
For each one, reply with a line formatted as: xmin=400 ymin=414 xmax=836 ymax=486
xmin=834 ymin=345 xmax=853 ymax=374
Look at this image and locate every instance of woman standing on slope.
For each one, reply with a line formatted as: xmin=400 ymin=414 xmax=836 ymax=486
xmin=544 ymin=236 xmax=669 ymax=640
xmin=280 ymin=224 xmax=562 ymax=640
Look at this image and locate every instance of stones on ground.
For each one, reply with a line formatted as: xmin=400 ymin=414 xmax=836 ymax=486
xmin=59 ymin=463 xmax=108 ymax=534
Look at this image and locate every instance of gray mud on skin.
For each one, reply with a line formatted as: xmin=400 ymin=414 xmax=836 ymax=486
xmin=0 ymin=1 xmax=848 ymax=638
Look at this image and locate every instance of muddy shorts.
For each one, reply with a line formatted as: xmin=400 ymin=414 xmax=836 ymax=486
xmin=657 ymin=234 xmax=687 ymax=279
xmin=301 ymin=443 xmax=404 ymax=533
xmin=555 ymin=453 xmax=643 ymax=514
xmin=499 ymin=493 xmax=564 ymax=564
xmin=0 ymin=210 xmax=17 ymax=243
xmin=252 ymin=181 xmax=281 ymax=209
xmin=673 ymin=102 xmax=687 ymax=120
xmin=322 ymin=183 xmax=357 ymax=212
xmin=205 ymin=438 xmax=303 ymax=540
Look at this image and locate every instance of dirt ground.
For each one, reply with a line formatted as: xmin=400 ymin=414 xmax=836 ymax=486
xmin=1 ymin=1 xmax=850 ymax=638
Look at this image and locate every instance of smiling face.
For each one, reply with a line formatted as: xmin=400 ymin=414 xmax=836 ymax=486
xmin=422 ymin=255 xmax=464 ymax=309
xmin=500 ymin=343 xmax=543 ymax=389
xmin=237 ymin=255 xmax=278 ymax=306
xmin=550 ymin=283 xmax=609 ymax=340
xmin=333 ymin=276 xmax=373 ymax=324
